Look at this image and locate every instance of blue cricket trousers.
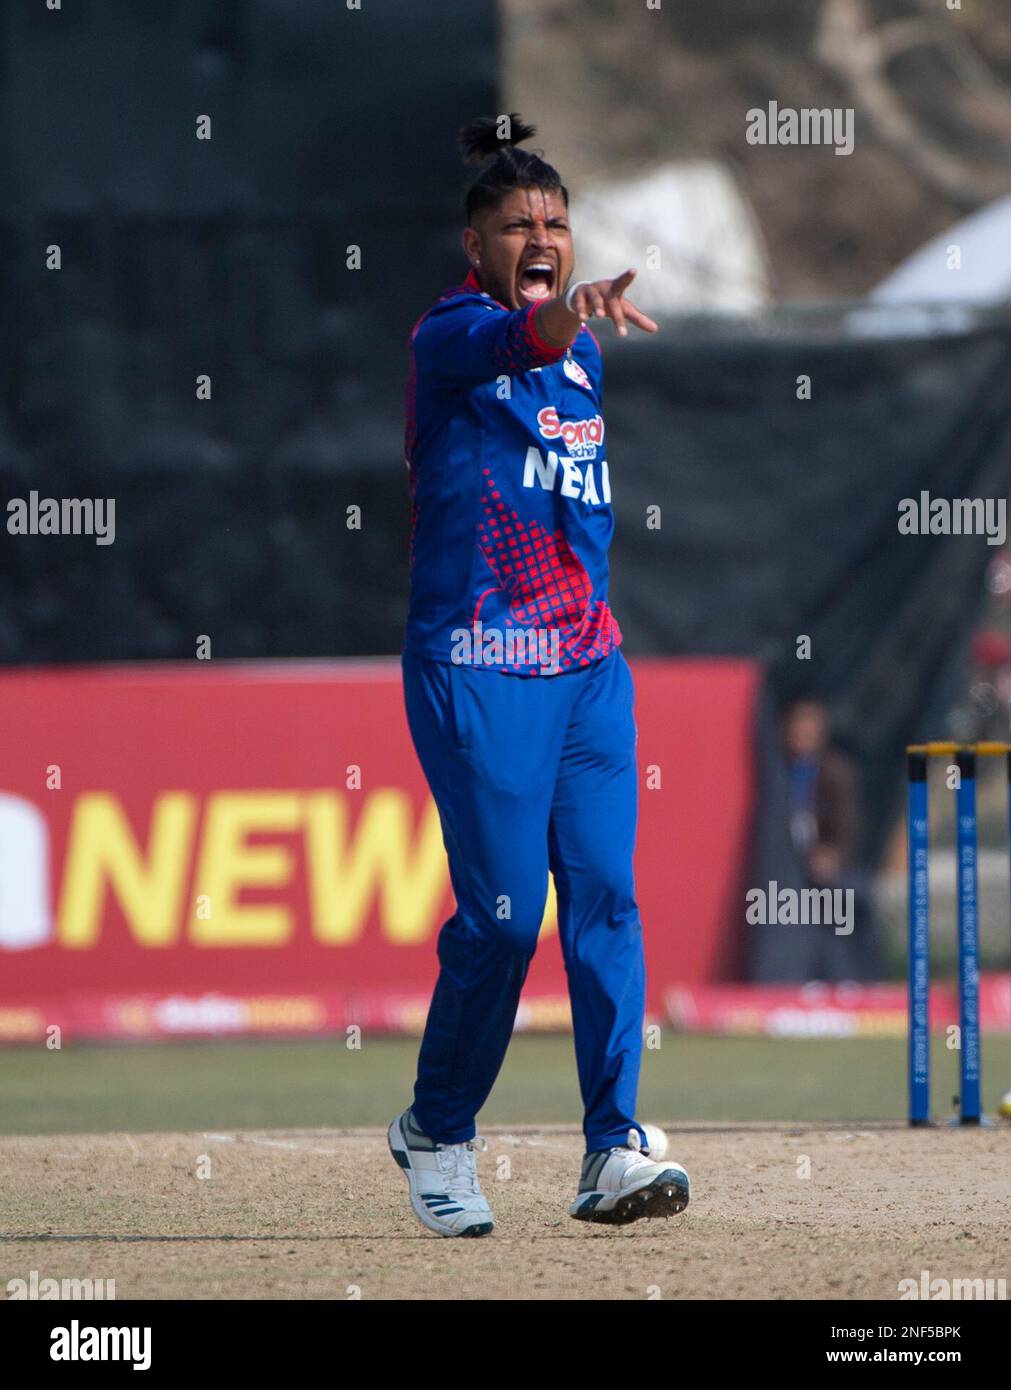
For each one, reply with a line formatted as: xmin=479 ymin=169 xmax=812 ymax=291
xmin=402 ymin=648 xmax=647 ymax=1154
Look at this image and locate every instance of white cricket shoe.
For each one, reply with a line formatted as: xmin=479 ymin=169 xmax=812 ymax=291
xmin=569 ymin=1127 xmax=690 ymax=1225
xmin=388 ymin=1108 xmax=494 ymax=1238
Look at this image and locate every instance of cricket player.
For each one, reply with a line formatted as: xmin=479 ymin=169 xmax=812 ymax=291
xmin=389 ymin=115 xmax=690 ymax=1235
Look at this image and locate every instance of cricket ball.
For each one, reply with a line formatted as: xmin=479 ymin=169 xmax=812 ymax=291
xmin=642 ymin=1122 xmax=668 ymax=1159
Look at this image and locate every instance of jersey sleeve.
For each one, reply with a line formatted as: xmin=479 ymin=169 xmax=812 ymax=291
xmin=413 ymin=294 xmax=568 ymax=386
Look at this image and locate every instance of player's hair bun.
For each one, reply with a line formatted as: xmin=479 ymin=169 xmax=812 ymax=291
xmin=459 ymin=114 xmax=537 ymax=165
xmin=458 ymin=114 xmax=565 ymax=223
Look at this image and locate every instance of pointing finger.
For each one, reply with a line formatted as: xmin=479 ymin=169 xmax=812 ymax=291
xmin=609 ymin=296 xmax=629 ymax=337
xmin=622 ymin=300 xmax=659 ymax=333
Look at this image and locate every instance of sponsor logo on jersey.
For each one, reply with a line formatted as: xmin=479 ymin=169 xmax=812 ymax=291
xmin=536 ymin=407 xmax=604 ymax=460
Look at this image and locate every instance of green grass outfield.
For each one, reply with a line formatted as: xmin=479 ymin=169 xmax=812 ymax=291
xmin=1 ymin=1034 xmax=1008 ymax=1135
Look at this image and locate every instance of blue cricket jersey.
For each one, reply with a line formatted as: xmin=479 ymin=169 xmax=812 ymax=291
xmin=403 ymin=268 xmax=622 ymax=675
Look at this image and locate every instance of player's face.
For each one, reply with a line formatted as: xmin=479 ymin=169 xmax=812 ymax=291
xmin=784 ymin=702 xmax=829 ymax=757
xmin=463 ymin=187 xmax=575 ymax=312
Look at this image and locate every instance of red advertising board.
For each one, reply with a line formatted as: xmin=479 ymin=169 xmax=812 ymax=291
xmin=0 ymin=657 xmax=760 ymax=1040
xmin=668 ymin=977 xmax=1011 ymax=1038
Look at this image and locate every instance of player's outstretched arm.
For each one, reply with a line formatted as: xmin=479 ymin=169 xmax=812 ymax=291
xmin=535 ymin=268 xmax=659 ymax=347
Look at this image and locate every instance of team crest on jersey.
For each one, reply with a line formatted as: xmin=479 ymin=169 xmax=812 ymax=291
xmin=563 ymin=357 xmax=593 ymax=391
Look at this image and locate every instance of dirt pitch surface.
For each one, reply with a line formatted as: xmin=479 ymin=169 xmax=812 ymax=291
xmin=2 ymin=1123 xmax=1009 ymax=1300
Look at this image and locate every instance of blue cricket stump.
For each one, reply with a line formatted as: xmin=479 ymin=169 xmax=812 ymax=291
xmin=955 ymin=749 xmax=981 ymax=1125
xmin=906 ymin=750 xmax=930 ymax=1125
xmin=905 ymin=742 xmax=998 ymax=1126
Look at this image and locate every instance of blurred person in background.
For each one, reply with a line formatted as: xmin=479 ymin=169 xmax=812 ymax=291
xmin=782 ymin=697 xmax=880 ymax=981
xmin=784 ymin=699 xmax=856 ymax=889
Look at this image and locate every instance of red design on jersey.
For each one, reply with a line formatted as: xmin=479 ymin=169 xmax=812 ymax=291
xmin=475 ymin=468 xmax=621 ymax=669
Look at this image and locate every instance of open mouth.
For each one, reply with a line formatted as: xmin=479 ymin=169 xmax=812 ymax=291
xmin=518 ymin=262 xmax=556 ymax=303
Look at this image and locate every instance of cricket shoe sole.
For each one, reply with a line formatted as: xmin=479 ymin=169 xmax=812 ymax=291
xmin=569 ymin=1164 xmax=691 ymax=1226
